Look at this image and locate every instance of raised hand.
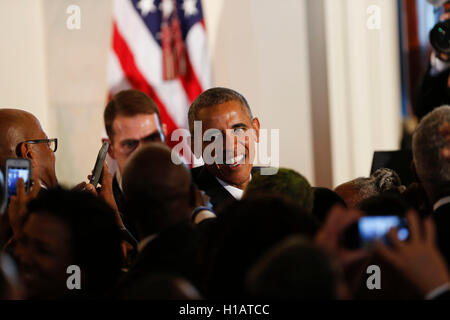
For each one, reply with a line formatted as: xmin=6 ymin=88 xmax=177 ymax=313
xmin=375 ymin=210 xmax=450 ymax=296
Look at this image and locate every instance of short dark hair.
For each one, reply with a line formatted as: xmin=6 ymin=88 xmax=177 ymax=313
xmin=27 ymin=187 xmax=123 ymax=298
xmin=104 ymin=89 xmax=161 ymax=139
xmin=188 ymin=87 xmax=253 ymax=133
xmin=207 ymin=195 xmax=319 ymax=298
xmin=246 ymin=236 xmax=337 ymax=299
xmin=312 ymin=187 xmax=347 ymax=224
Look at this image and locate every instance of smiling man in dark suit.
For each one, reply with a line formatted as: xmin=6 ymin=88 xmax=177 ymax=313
xmin=188 ymin=87 xmax=261 ymax=211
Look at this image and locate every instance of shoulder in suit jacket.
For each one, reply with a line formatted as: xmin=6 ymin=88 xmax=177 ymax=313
xmin=112 ymin=174 xmax=140 ymax=241
xmin=434 ymin=202 xmax=450 ymax=268
xmin=191 ymin=165 xmax=263 ymax=212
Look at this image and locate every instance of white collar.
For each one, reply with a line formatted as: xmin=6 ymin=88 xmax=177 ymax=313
xmin=215 ymin=174 xmax=252 ymax=200
xmin=137 ymin=234 xmax=158 ymax=253
xmin=433 ymin=196 xmax=450 ymax=212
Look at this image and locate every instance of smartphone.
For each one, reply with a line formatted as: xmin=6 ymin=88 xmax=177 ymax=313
xmin=5 ymin=158 xmax=32 ymax=205
xmin=89 ymin=141 xmax=109 ymax=188
xmin=342 ymin=216 xmax=409 ymax=249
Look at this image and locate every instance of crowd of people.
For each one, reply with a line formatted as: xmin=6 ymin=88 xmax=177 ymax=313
xmin=1 ymin=86 xmax=450 ymax=300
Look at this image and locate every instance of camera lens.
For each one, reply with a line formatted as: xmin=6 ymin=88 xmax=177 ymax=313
xmin=430 ymin=20 xmax=450 ymax=54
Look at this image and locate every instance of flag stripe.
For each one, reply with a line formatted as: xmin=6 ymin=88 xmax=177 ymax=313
xmin=108 ymin=50 xmax=132 ymax=94
xmin=185 ymin=21 xmax=212 ymax=91
xmin=112 ymin=22 xmax=179 ymax=134
xmin=178 ymin=50 xmax=204 ymax=103
xmin=114 ymin=0 xmax=190 ymax=127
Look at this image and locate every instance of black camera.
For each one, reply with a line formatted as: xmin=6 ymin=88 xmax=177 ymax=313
xmin=430 ymin=1 xmax=450 ymax=54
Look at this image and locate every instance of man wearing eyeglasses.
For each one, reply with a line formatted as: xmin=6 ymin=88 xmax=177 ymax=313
xmin=0 ymin=109 xmax=58 ymax=189
xmin=103 ymin=90 xmax=167 ymax=237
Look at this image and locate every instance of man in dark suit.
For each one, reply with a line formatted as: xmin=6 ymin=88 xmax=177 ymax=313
xmin=188 ymin=87 xmax=261 ymax=211
xmin=103 ymin=90 xmax=167 ymax=239
xmin=412 ymin=106 xmax=450 ymax=268
xmin=114 ymin=143 xmax=204 ymax=298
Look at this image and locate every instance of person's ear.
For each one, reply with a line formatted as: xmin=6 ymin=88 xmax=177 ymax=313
xmin=251 ymin=117 xmax=260 ymax=143
xmin=18 ymin=142 xmax=33 ymax=160
xmin=103 ymin=137 xmax=116 ymax=159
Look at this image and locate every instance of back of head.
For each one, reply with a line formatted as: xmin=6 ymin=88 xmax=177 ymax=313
xmin=244 ymin=168 xmax=314 ymax=215
xmin=122 ymin=143 xmax=192 ymax=237
xmin=0 ymin=109 xmax=42 ymax=172
xmin=358 ymin=193 xmax=411 ymax=216
xmin=246 ymin=236 xmax=337 ymax=299
xmin=119 ymin=273 xmax=201 ymax=300
xmin=335 ymin=168 xmax=404 ymax=208
xmin=104 ymin=89 xmax=161 ymax=139
xmin=312 ymin=187 xmax=346 ymax=224
xmin=207 ymin=195 xmax=319 ymax=298
xmin=412 ymin=106 xmax=450 ymax=199
xmin=27 ymin=187 xmax=122 ymax=297
xmin=370 ymin=168 xmax=405 ymax=194
xmin=188 ymin=87 xmax=253 ymax=134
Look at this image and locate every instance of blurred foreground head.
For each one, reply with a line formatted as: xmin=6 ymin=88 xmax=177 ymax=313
xmin=246 ymin=236 xmax=343 ymax=299
xmin=118 ymin=273 xmax=201 ymax=300
xmin=207 ymin=195 xmax=319 ymax=298
xmin=244 ymin=167 xmax=314 ymax=215
xmin=14 ymin=188 xmax=122 ymax=299
xmin=334 ymin=168 xmax=404 ymax=209
xmin=122 ymin=143 xmax=193 ymax=238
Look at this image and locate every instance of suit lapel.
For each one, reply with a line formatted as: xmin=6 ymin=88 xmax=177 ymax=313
xmin=192 ymin=166 xmax=235 ymax=210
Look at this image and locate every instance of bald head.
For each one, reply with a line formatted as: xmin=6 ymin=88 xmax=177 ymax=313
xmin=122 ymin=143 xmax=192 ymax=236
xmin=0 ymin=109 xmax=43 ymax=169
xmin=0 ymin=109 xmax=57 ymax=187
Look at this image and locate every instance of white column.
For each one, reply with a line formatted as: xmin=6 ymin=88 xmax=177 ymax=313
xmin=325 ymin=0 xmax=402 ymax=187
xmin=0 ymin=0 xmax=50 ymax=133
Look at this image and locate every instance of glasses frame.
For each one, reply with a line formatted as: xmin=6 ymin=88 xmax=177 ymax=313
xmin=21 ymin=138 xmax=58 ymax=152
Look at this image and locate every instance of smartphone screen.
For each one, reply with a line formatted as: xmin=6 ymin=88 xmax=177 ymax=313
xmin=7 ymin=167 xmax=30 ymax=200
xmin=358 ymin=216 xmax=409 ymax=248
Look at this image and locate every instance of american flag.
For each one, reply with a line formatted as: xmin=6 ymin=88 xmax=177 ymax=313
xmin=108 ymin=0 xmax=212 ymax=147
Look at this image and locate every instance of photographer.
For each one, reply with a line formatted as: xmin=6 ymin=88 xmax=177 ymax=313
xmin=415 ymin=0 xmax=450 ymax=119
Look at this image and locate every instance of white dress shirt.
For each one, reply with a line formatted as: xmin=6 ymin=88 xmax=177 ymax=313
xmin=216 ymin=177 xmax=244 ymax=200
xmin=215 ymin=174 xmax=252 ymax=200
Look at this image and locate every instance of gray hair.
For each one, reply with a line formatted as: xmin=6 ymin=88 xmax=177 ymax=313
xmin=412 ymin=105 xmax=450 ymax=192
xmin=351 ymin=168 xmax=404 ymax=202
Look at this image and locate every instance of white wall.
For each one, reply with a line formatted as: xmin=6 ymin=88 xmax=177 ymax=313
xmin=325 ymin=0 xmax=402 ymax=187
xmin=0 ymin=0 xmax=50 ymax=133
xmin=42 ymin=0 xmax=113 ymax=187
